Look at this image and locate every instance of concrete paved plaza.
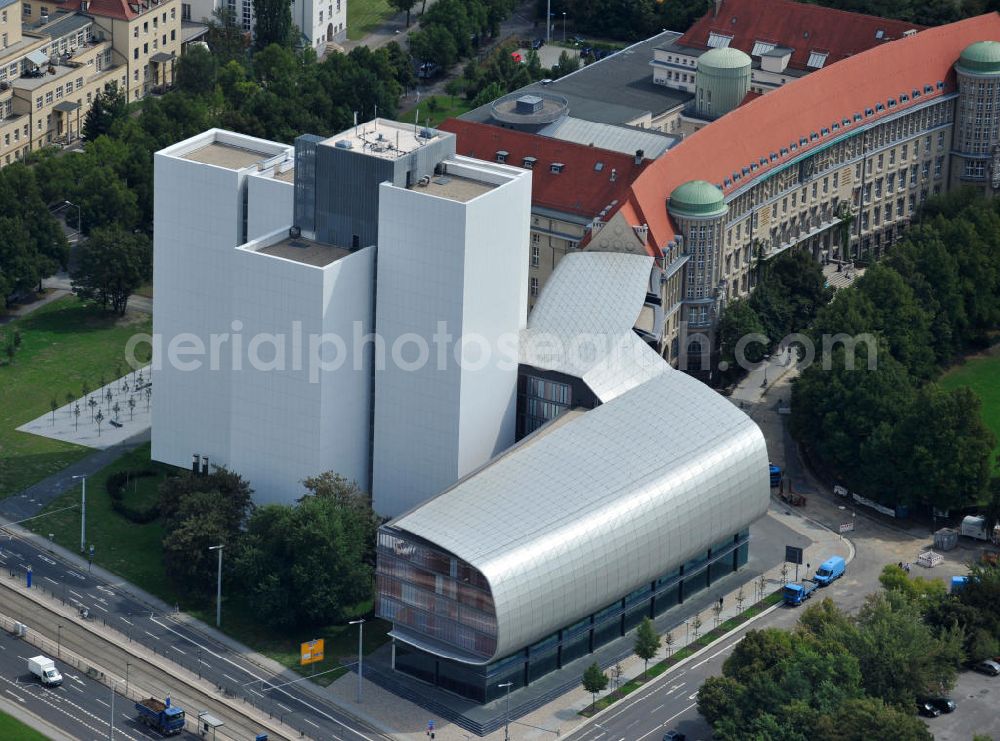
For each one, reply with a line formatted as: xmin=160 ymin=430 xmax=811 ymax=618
xmin=17 ymin=367 xmax=152 ymax=450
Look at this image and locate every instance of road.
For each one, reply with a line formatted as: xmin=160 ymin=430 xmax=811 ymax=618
xmin=0 ymin=530 xmax=384 ymax=741
xmin=0 ymin=628 xmax=199 ymax=741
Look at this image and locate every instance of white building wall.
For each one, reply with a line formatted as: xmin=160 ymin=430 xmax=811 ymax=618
xmin=247 ymin=171 xmax=294 ymax=240
xmin=228 ymin=238 xmax=374 ymax=503
xmin=152 ymin=152 xmax=243 ymax=473
xmin=152 ymin=130 xmax=293 ymax=481
xmin=372 ymin=164 xmax=531 ymax=517
xmin=292 ymin=0 xmax=346 ymax=50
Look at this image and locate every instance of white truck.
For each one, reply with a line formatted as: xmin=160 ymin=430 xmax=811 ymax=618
xmin=27 ymin=655 xmax=62 ymax=687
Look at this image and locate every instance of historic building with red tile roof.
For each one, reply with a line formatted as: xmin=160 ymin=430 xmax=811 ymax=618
xmin=439 ymin=118 xmax=654 ymax=314
xmin=588 ymin=13 xmax=1000 ymax=371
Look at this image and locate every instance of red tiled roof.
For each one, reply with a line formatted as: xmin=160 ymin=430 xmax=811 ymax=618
xmin=619 ymin=13 xmax=1000 ymax=255
xmin=61 ymin=0 xmax=160 ymax=22
xmin=437 ymin=119 xmax=649 ymax=219
xmin=678 ymin=0 xmax=923 ymax=71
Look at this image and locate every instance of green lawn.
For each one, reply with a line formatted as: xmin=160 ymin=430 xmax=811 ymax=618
xmin=0 ymin=709 xmax=50 ymax=740
xmin=29 ymin=442 xmax=389 ymax=685
xmin=347 ymin=0 xmax=394 ymax=40
xmin=941 ymin=349 xmax=1000 ymax=468
xmin=0 ymin=297 xmax=152 ymax=498
xmin=26 ymin=442 xmax=182 ymax=605
xmin=415 ymin=95 xmax=473 ymax=128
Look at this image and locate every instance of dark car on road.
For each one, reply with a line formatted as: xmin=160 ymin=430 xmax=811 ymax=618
xmin=532 ymin=38 xmax=544 ymax=49
xmin=917 ymin=701 xmax=941 ymax=718
xmin=663 ymin=732 xmax=686 ymax=741
xmin=973 ymin=659 xmax=1000 ymax=676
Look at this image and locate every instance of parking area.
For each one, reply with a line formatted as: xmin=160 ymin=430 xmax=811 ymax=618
xmin=924 ymin=669 xmax=1000 ymax=739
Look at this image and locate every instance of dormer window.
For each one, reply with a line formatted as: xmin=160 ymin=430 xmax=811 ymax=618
xmin=806 ymin=50 xmax=828 ymax=69
xmin=496 ymin=150 xmax=508 ymax=163
xmin=522 ymin=156 xmax=536 ymax=169
xmin=707 ymin=32 xmax=733 ymax=49
xmin=751 ymin=40 xmax=776 ymax=56
xmin=550 ymin=162 xmax=564 ymax=174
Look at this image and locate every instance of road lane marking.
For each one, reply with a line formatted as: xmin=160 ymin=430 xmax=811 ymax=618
xmin=222 ymin=673 xmax=237 ymax=683
xmin=120 ymin=617 xmax=133 ymax=626
xmin=69 ymin=590 xmax=83 ymax=599
xmin=149 ymin=616 xmax=379 ymax=740
xmin=635 ymin=702 xmax=697 ymax=741
xmin=303 ymin=718 xmax=320 ymax=728
xmin=278 ymin=702 xmax=292 ymax=712
xmin=93 ymin=603 xmax=109 ymax=613
xmin=66 ymin=570 xmax=86 ymax=581
xmin=692 ymin=638 xmax=744 ymax=669
xmin=71 ymin=685 xmax=84 ymax=693
xmin=650 ymin=703 xmax=664 ymax=714
xmin=4 ymin=689 xmax=25 ymax=703
xmin=44 ymin=576 xmax=59 ymax=585
xmin=688 ymin=691 xmax=699 ymax=700
xmin=96 ymin=698 xmax=110 ymax=708
xmin=663 ymin=682 xmax=686 ymax=695
xmin=170 ymin=646 xmax=187 ymax=655
xmin=144 ymin=631 xmax=159 ymax=640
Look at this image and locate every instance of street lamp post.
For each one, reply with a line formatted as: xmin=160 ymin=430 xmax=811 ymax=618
xmin=125 ymin=662 xmax=131 ymax=698
xmin=72 ymin=475 xmax=86 ymax=553
xmin=64 ymin=200 xmax=81 ymax=233
xmin=57 ymin=624 xmax=62 ymax=658
xmin=349 ymin=618 xmax=365 ymax=703
xmin=562 ymin=11 xmax=566 ymax=42
xmin=545 ymin=0 xmax=551 ymax=42
xmin=108 ymin=679 xmax=116 ymax=741
xmin=208 ymin=545 xmax=224 ymax=628
xmin=498 ymin=682 xmax=513 ymax=741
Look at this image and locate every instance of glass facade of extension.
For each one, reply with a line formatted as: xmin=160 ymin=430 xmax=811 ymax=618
xmin=378 ymin=527 xmax=751 ymax=703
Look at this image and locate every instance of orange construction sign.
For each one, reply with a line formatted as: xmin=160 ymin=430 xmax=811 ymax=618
xmin=300 ymin=638 xmax=325 ymax=665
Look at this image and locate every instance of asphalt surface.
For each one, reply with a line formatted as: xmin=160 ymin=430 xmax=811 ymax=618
xmin=0 ymin=628 xmax=198 ymax=741
xmin=927 ymin=668 xmax=1000 ymax=739
xmin=0 ymin=531 xmax=382 ymax=741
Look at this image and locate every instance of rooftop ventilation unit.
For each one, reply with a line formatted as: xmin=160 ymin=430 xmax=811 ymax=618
xmin=419 ymin=127 xmax=435 ymax=139
xmin=334 ymin=139 xmax=353 ymax=149
xmin=418 ymin=176 xmax=431 ymax=187
xmin=289 ymin=225 xmax=301 ymax=239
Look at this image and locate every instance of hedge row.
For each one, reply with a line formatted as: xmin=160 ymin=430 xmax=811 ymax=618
xmin=106 ymin=469 xmax=160 ymax=524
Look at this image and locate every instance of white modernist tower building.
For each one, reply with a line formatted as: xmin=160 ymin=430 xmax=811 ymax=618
xmin=152 ymin=120 xmax=530 ymax=513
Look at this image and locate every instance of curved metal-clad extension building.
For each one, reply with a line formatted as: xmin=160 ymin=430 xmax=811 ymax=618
xmin=380 ymin=368 xmax=768 ymax=665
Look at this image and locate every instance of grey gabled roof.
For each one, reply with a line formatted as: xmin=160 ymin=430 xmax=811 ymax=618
xmin=390 ymin=367 xmax=769 ymax=663
xmin=520 ymin=252 xmax=664 ymax=402
xmin=538 ymin=116 xmax=678 ymax=158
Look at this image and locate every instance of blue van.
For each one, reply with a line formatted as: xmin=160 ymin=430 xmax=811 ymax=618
xmin=813 ymin=556 xmax=846 ymax=586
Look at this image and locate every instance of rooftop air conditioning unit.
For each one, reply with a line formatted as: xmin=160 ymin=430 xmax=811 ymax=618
xmin=289 ymin=225 xmax=301 ymax=239
xmin=418 ymin=176 xmax=431 ymax=187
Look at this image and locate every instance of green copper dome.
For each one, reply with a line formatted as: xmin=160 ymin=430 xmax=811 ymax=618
xmin=958 ymin=41 xmax=1000 ymax=74
xmin=697 ymin=47 xmax=753 ymax=72
xmin=668 ymin=180 xmax=727 ymax=218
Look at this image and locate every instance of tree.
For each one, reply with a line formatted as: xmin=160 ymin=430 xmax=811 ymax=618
xmin=388 ymin=0 xmax=418 ymax=26
xmin=232 ymin=473 xmax=380 ymax=627
xmin=176 ymin=45 xmax=218 ymax=96
xmin=634 ymin=617 xmax=660 ymax=678
xmin=82 ymin=83 xmax=127 ymax=141
xmin=50 ymin=398 xmax=58 ymax=425
xmin=71 ymin=225 xmax=152 ymax=315
xmin=95 ymin=409 xmax=104 ymax=436
xmin=716 ymin=299 xmax=766 ymax=382
xmin=581 ymin=661 xmax=608 ymax=712
xmin=551 ymin=49 xmax=580 ymax=78
xmin=814 ymin=697 xmax=932 ymax=741
xmin=112 ymin=402 xmax=121 ymax=422
xmin=664 ymin=630 xmax=674 ymax=657
xmin=691 ymin=614 xmax=702 ymax=641
xmin=128 ymin=396 xmax=136 ymax=421
xmin=206 ymin=8 xmax=249 ymax=65
xmin=252 ymin=0 xmax=293 ymax=50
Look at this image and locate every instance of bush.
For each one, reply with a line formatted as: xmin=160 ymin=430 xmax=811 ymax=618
xmin=106 ymin=469 xmax=160 ymax=523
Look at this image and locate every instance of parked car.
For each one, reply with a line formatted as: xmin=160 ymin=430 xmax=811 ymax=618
xmin=973 ymin=659 xmax=1000 ymax=676
xmin=416 ymin=62 xmax=439 ymax=79
xmin=926 ymin=697 xmax=957 ymax=713
xmin=532 ymin=38 xmax=544 ymax=49
xmin=662 ymin=732 xmax=686 ymax=741
xmin=917 ymin=701 xmax=941 ymax=718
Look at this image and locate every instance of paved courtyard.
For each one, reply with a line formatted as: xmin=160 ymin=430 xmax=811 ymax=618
xmin=17 ymin=368 xmax=152 ymax=450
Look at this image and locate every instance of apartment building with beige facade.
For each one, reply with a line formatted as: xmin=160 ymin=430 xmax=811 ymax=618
xmin=0 ymin=0 xmax=180 ymax=166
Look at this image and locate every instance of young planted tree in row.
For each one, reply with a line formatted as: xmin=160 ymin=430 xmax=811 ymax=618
xmin=95 ymin=409 xmax=104 ymax=436
xmin=112 ymin=402 xmax=121 ymax=422
xmin=50 ymin=398 xmax=58 ymax=425
xmin=65 ymin=392 xmax=74 ymax=418
xmin=128 ymin=396 xmax=136 ymax=421
xmin=73 ymin=404 xmax=80 ymax=431
xmin=88 ymin=396 xmax=97 ymax=421
xmin=634 ymin=617 xmax=660 ymax=679
xmin=691 ymin=615 xmax=703 ymax=642
xmin=664 ymin=630 xmax=675 ymax=657
xmin=582 ymin=662 xmax=608 ymax=714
